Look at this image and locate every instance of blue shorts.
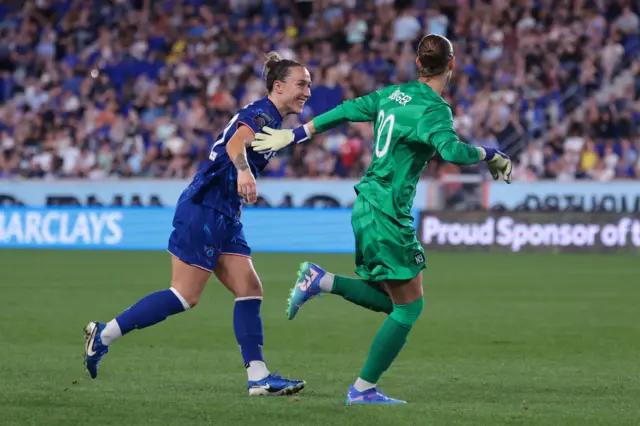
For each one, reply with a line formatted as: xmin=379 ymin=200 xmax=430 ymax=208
xmin=167 ymin=197 xmax=250 ymax=272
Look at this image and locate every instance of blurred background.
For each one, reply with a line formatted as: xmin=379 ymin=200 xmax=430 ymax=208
xmin=0 ymin=0 xmax=639 ymax=245
xmin=1 ymin=0 xmax=639 ymax=180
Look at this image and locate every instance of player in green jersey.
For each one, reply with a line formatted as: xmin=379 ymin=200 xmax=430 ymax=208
xmin=251 ymin=34 xmax=512 ymax=405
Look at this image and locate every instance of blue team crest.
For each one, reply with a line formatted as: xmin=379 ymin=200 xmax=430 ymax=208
xmin=253 ymin=112 xmax=273 ymax=128
xmin=204 ymin=246 xmax=217 ymax=258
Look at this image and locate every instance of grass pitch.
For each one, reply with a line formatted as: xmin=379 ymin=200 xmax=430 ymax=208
xmin=0 ymin=250 xmax=638 ymax=426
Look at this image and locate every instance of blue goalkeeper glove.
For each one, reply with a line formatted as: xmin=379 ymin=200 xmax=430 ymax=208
xmin=482 ymin=147 xmax=513 ymax=184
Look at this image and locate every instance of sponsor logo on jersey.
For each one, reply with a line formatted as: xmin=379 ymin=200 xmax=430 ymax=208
xmin=253 ymin=112 xmax=274 ymax=128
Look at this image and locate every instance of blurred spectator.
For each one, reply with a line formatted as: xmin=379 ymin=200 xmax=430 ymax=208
xmin=0 ymin=0 xmax=638 ymax=182
xmin=579 ymin=139 xmax=599 ymax=177
xmin=394 ymin=8 xmax=421 ymax=42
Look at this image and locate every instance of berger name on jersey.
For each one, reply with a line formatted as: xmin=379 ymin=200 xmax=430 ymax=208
xmin=388 ymin=89 xmax=412 ymax=106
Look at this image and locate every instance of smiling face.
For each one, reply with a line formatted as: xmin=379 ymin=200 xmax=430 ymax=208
xmin=271 ymin=66 xmax=312 ymax=115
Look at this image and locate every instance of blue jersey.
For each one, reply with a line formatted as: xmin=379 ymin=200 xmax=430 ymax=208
xmin=182 ymin=96 xmax=283 ymax=217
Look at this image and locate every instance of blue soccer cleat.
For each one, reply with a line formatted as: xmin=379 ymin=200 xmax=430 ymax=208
xmin=345 ymin=385 xmax=407 ymax=405
xmin=286 ymin=261 xmax=326 ymax=320
xmin=248 ymin=372 xmax=306 ymax=396
xmin=84 ymin=321 xmax=109 ymax=379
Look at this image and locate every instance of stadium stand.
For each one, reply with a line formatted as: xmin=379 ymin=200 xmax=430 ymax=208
xmin=0 ymin=0 xmax=638 ymax=181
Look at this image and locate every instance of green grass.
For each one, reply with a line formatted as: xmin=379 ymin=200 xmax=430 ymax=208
xmin=0 ymin=250 xmax=639 ymax=426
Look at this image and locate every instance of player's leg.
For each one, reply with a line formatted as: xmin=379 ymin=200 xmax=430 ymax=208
xmin=214 ymin=254 xmax=268 ymax=380
xmin=344 ymin=196 xmax=426 ymax=405
xmin=287 ymin=262 xmax=393 ymax=319
xmin=84 ymin=197 xmax=217 ymax=379
xmin=287 ymin=195 xmax=395 ymax=319
xmin=103 ymin=255 xmax=209 ymax=342
xmin=346 ymin=273 xmax=424 ymax=405
xmin=84 ymin=256 xmax=210 ymax=378
xmin=216 ymin=219 xmax=305 ymax=396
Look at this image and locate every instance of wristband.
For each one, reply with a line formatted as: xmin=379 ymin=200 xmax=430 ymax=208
xmin=293 ymin=125 xmax=312 ymax=144
xmin=482 ymin=147 xmax=496 ymax=161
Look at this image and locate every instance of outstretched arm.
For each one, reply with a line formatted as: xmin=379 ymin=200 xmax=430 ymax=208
xmin=251 ymin=91 xmax=380 ymax=152
xmin=417 ymin=104 xmax=482 ymax=165
xmin=312 ymin=90 xmax=380 ymax=133
xmin=430 ymin=128 xmax=484 ymax=165
xmin=418 ymin=104 xmax=512 ymax=183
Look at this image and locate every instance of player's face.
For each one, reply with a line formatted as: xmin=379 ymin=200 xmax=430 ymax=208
xmin=282 ymin=66 xmax=311 ymax=115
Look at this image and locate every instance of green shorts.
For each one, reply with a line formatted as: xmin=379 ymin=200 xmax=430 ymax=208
xmin=351 ymin=195 xmax=426 ymax=282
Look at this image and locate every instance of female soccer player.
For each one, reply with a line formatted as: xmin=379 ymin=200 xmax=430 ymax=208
xmin=84 ymin=52 xmax=311 ymax=396
xmin=250 ymin=34 xmax=512 ymax=404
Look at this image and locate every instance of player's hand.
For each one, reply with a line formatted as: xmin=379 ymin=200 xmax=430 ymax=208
xmin=482 ymin=147 xmax=512 ymax=184
xmin=237 ymin=169 xmax=257 ymax=204
xmin=251 ymin=126 xmax=294 ymax=153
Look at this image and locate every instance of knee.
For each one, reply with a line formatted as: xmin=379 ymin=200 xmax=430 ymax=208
xmin=170 ymin=286 xmax=201 ymax=309
xmin=390 ymin=297 xmax=424 ymax=328
xmin=183 ymin=293 xmax=200 ymax=308
xmin=233 ymin=277 xmax=263 ymax=298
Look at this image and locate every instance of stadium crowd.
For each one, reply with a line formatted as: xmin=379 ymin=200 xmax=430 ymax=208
xmin=0 ymin=0 xmax=639 ymax=181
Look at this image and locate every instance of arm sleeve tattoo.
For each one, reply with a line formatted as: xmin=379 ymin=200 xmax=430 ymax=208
xmin=233 ymin=153 xmax=249 ymax=171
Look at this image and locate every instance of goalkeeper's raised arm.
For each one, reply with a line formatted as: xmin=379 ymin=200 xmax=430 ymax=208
xmin=250 ymin=90 xmax=379 ymax=152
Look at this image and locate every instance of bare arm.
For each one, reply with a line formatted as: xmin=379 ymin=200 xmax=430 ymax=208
xmin=226 ymin=125 xmax=257 ymax=203
xmin=226 ymin=125 xmax=254 ymax=172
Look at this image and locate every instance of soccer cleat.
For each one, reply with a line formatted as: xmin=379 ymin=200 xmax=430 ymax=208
xmin=286 ymin=261 xmax=325 ymax=320
xmin=84 ymin=321 xmax=109 ymax=379
xmin=345 ymin=385 xmax=407 ymax=405
xmin=248 ymin=372 xmax=306 ymax=396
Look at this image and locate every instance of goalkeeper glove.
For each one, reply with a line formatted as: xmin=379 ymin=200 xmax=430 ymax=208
xmin=482 ymin=147 xmax=513 ymax=184
xmin=251 ymin=126 xmax=311 ymax=153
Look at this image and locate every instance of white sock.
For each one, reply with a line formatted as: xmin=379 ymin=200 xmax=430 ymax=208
xmin=354 ymin=377 xmax=376 ymax=392
xmin=100 ymin=319 xmax=122 ymax=346
xmin=247 ymin=361 xmax=270 ymax=381
xmin=319 ymin=272 xmax=335 ymax=293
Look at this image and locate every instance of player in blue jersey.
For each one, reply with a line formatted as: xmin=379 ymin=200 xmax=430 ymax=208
xmin=83 ymin=52 xmax=312 ymax=396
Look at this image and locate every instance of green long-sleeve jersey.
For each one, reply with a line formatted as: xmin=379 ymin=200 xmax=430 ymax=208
xmin=313 ymin=80 xmax=481 ymax=226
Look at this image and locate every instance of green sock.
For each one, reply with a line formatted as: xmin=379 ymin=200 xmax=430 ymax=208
xmin=331 ymin=275 xmax=393 ymax=314
xmin=359 ymin=298 xmax=424 ymax=384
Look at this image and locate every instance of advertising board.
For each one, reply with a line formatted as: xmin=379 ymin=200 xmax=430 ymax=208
xmin=419 ymin=212 xmax=640 ymax=253
xmin=0 ymin=207 xmax=358 ymax=253
xmin=0 ymin=180 xmax=431 ymax=209
xmin=486 ymin=182 xmax=640 ymax=213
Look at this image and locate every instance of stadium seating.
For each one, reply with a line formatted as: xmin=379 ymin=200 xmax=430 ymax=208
xmin=0 ymin=0 xmax=638 ymax=181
